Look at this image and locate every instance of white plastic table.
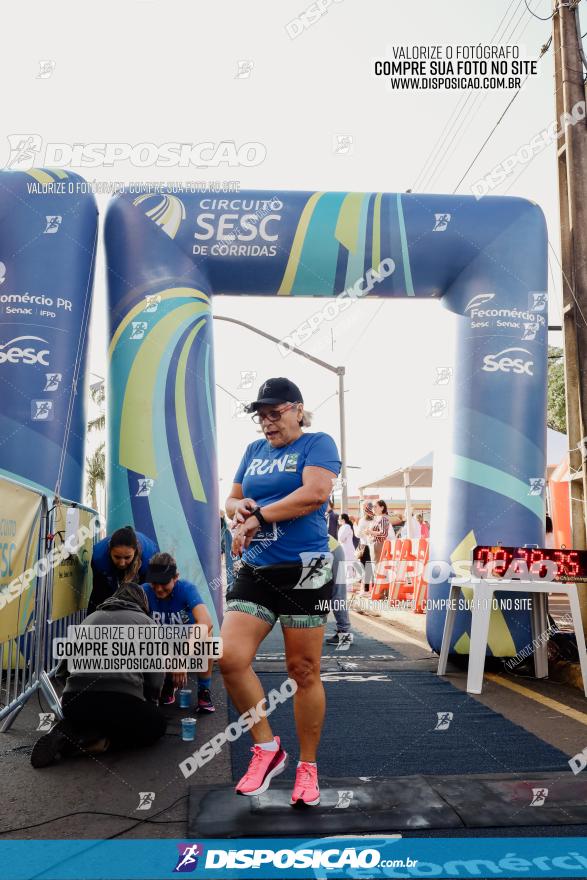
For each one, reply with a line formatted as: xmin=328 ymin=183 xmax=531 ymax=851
xmin=437 ymin=576 xmax=587 ymax=696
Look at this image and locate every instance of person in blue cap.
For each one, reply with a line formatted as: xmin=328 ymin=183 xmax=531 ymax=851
xmin=220 ymin=377 xmax=341 ymax=808
xmin=143 ymin=552 xmax=215 ymax=712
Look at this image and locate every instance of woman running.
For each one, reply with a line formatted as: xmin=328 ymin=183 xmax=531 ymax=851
xmin=221 ymin=377 xmax=341 ymax=807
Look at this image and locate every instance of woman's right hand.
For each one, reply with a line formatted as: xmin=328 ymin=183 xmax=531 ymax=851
xmin=232 ymin=498 xmax=258 ymax=524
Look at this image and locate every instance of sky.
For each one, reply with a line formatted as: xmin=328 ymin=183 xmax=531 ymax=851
xmin=4 ymin=0 xmax=572 ymax=503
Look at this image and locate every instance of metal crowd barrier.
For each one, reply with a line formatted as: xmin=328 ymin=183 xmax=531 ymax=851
xmin=0 ymin=480 xmax=98 ymax=732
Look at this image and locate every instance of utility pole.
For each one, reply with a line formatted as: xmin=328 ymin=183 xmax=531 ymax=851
xmin=553 ymin=0 xmax=587 ymax=625
xmin=337 ymin=366 xmax=348 ymax=513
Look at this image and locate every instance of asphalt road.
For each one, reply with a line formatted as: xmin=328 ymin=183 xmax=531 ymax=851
xmin=1 ymin=608 xmax=587 ymax=843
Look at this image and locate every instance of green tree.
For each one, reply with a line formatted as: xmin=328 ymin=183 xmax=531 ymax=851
xmin=548 ymin=346 xmax=566 ymax=433
xmin=88 ymin=381 xmax=105 ymax=432
xmin=86 ymin=380 xmax=105 ymax=510
xmin=86 ymin=442 xmax=105 ymax=511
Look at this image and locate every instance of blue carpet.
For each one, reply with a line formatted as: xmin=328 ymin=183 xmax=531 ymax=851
xmin=229 ymin=666 xmax=569 ymax=781
xmin=254 ymin=614 xmax=404 ymax=664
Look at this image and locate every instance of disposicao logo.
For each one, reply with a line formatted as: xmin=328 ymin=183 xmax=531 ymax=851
xmin=173 ymin=843 xmax=204 ymax=873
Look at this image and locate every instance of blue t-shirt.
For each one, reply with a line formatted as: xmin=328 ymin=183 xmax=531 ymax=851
xmin=233 ymin=431 xmax=341 ymax=566
xmin=91 ymin=531 xmax=159 ymax=581
xmin=143 ymin=579 xmax=205 ymax=625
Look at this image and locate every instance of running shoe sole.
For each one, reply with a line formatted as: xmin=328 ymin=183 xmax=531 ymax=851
xmin=236 ymin=751 xmax=288 ymax=797
xmin=291 ymin=793 xmax=320 ymax=807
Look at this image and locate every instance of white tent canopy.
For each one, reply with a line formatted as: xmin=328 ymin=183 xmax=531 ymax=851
xmin=359 ymin=429 xmax=568 ymax=538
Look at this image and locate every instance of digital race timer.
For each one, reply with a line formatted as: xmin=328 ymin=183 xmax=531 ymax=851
xmin=472 ymin=546 xmax=587 ymax=582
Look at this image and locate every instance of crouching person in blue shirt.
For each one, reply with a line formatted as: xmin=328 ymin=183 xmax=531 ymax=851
xmin=143 ymin=553 xmax=215 ymax=713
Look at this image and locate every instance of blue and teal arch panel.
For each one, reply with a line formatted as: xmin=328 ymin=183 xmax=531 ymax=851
xmin=0 ymin=169 xmax=97 ymax=501
xmin=105 ymin=189 xmax=547 ymax=650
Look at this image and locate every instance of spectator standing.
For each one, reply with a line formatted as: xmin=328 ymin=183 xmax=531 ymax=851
xmin=355 ymin=501 xmax=375 ymax=591
xmin=325 ymin=534 xmax=353 ymax=646
xmin=326 ymin=497 xmax=339 ymax=539
xmin=337 ymin=513 xmax=356 ymax=562
xmin=368 ymin=500 xmax=391 ymax=565
xmin=349 ymin=516 xmax=360 ymax=549
xmin=401 ymin=512 xmax=421 ymax=540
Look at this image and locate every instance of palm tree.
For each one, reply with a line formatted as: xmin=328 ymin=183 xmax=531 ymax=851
xmin=86 ymin=380 xmax=105 ymax=510
xmin=86 ymin=443 xmax=105 ymax=511
xmin=88 ymin=381 xmax=105 ymax=433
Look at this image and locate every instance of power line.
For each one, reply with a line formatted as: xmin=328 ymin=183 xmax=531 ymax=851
xmin=452 ymin=36 xmax=552 ymax=192
xmin=432 ymin=3 xmax=542 ymax=189
xmin=215 ymin=382 xmax=242 ymax=403
xmin=524 ymin=0 xmax=555 ymax=21
xmin=548 ymin=240 xmax=587 ymax=329
xmin=452 ymin=85 xmax=527 ymax=192
xmin=342 ymin=299 xmax=386 ymax=360
xmin=412 ymin=0 xmax=524 ymax=190
xmin=420 ymin=0 xmax=543 ymax=192
xmin=548 ymin=250 xmax=565 ymax=328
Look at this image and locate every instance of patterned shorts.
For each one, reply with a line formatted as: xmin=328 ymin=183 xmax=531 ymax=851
xmin=226 ymin=598 xmax=327 ymax=629
xmin=225 ymin=559 xmax=333 ymax=628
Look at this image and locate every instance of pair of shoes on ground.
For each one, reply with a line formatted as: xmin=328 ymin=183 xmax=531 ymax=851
xmin=235 ymin=736 xmax=319 ymax=807
xmin=159 ymin=685 xmax=215 ymax=712
xmin=30 ymin=719 xmax=110 ymax=769
xmin=325 ymin=631 xmax=354 ymax=646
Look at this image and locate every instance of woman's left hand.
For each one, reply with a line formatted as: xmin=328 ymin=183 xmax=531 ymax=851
xmin=230 ymin=516 xmax=261 ymax=555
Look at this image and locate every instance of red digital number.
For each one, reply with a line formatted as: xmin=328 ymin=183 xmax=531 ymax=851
xmin=529 ymin=549 xmax=548 ymax=579
xmin=473 ymin=547 xmax=490 ymax=577
xmin=474 ymin=547 xmax=513 ymax=578
xmin=554 ymin=550 xmax=580 ymax=579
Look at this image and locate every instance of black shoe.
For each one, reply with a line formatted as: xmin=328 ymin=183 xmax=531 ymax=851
xmin=326 ymin=632 xmax=354 ymax=646
xmin=54 ymin=658 xmax=69 ymax=686
xmin=31 ymin=720 xmax=79 ymax=768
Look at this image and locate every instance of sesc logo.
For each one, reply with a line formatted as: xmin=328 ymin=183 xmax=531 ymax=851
xmin=0 ymin=336 xmax=50 ymax=366
xmin=482 ymin=347 xmax=534 ymax=376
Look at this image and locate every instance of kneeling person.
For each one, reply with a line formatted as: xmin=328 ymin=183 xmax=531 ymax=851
xmin=31 ymin=583 xmax=167 ymax=768
xmin=143 ymin=552 xmax=215 ymax=713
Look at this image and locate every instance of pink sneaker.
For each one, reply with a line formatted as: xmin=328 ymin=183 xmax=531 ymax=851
xmin=290 ymin=761 xmax=320 ymax=806
xmin=235 ymin=737 xmax=288 ymax=796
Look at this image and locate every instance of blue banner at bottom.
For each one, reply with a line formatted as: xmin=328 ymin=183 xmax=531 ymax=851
xmin=3 ymin=837 xmax=587 ymax=879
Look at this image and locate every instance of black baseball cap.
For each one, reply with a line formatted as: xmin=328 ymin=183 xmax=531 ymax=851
xmin=244 ymin=378 xmax=304 ymax=413
xmin=146 ymin=561 xmax=178 ymax=584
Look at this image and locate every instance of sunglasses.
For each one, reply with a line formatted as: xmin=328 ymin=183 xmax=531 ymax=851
xmin=251 ymin=402 xmax=301 ymax=424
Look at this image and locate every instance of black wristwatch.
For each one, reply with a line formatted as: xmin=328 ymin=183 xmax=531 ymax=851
xmin=251 ymin=506 xmax=268 ymax=528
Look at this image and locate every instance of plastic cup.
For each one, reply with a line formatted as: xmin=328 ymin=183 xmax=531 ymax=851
xmin=178 ymin=689 xmax=192 ymax=709
xmin=181 ymin=717 xmax=197 ymax=742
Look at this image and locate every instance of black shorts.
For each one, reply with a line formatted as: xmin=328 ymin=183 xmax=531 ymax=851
xmin=226 ymin=557 xmax=334 ymax=621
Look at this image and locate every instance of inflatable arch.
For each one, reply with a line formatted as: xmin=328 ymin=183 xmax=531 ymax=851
xmin=105 ymin=188 xmax=548 ymax=651
xmin=0 ymin=170 xmax=97 ymax=501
